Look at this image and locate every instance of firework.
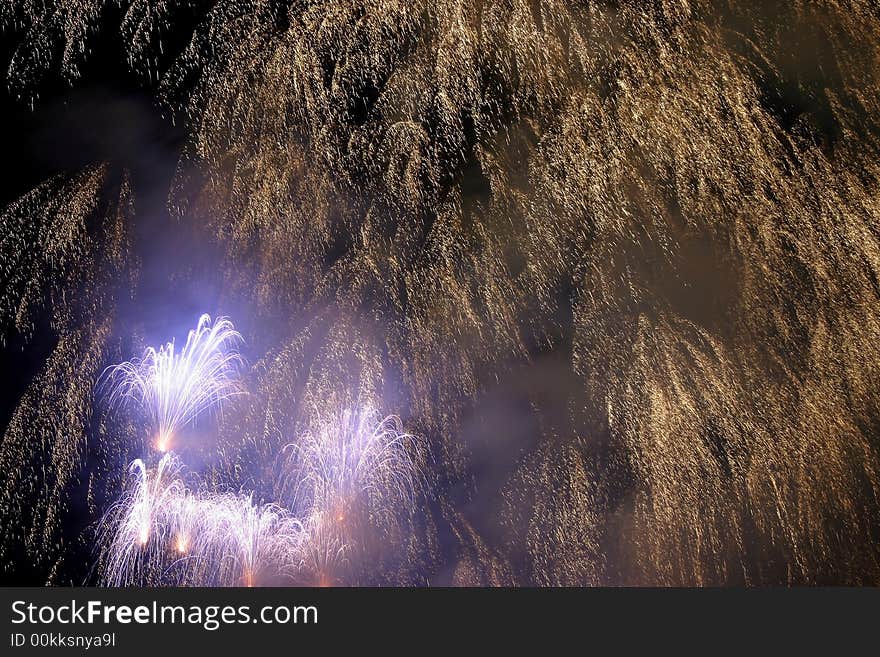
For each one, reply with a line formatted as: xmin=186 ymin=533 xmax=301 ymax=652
xmin=94 ymin=406 xmax=427 ymax=587
xmin=278 ymin=408 xmax=425 ymax=583
xmin=97 ymin=453 xmax=185 ymax=586
xmin=151 ymin=492 xmax=307 ymax=587
xmin=206 ymin=495 xmax=306 ymax=587
xmin=300 ymin=510 xmax=349 ymax=587
xmin=98 ymin=462 xmax=308 ymax=586
xmin=102 ymin=314 xmax=244 ymax=452
xmin=282 ymin=409 xmax=425 ymax=524
xmin=0 ymin=168 xmax=135 ymax=577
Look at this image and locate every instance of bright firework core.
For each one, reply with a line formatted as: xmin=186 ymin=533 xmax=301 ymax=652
xmin=103 ymin=314 xmax=245 ymax=453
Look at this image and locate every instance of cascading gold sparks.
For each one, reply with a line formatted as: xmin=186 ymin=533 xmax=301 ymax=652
xmin=2 ymin=1 xmax=880 ymax=584
xmin=0 ymin=165 xmax=136 ymax=581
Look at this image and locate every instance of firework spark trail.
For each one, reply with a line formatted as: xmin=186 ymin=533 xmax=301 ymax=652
xmin=0 ymin=166 xmax=136 ymax=580
xmin=283 ymin=409 xmax=425 ymax=526
xmin=102 ymin=314 xmax=244 ymax=452
xmin=207 ymin=495 xmax=306 ymax=587
xmin=279 ymin=408 xmax=426 ymax=584
xmin=98 ymin=453 xmax=185 ymax=586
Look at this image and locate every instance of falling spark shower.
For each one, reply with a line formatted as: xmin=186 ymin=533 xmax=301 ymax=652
xmin=2 ymin=1 xmax=880 ymax=585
